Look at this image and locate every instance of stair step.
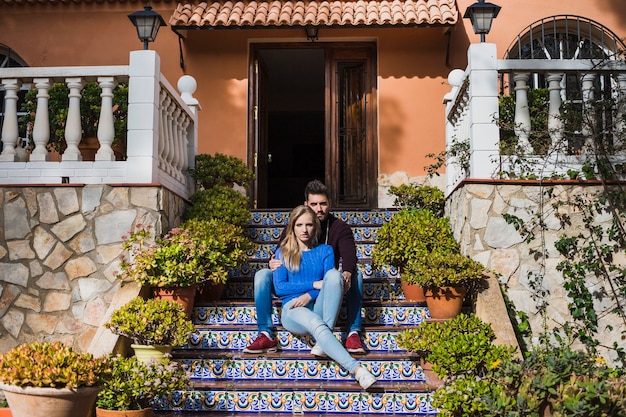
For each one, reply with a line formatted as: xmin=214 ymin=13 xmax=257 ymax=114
xmin=178 ymin=355 xmax=426 ymax=383
xmin=185 ymin=327 xmax=415 ymax=353
xmin=192 ymin=302 xmax=428 ymax=326
xmin=248 ymin=210 xmax=396 ymax=227
xmin=156 ymin=384 xmax=437 ymax=415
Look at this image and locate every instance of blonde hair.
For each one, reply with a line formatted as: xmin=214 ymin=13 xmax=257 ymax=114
xmin=280 ymin=205 xmax=320 ymax=272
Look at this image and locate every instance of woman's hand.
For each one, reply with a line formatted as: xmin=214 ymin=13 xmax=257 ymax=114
xmin=289 ymin=293 xmax=312 ymax=308
xmin=312 ymin=280 xmax=323 ymax=290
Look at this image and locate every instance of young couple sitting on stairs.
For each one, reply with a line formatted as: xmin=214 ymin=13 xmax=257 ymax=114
xmin=243 ymin=180 xmax=376 ymax=390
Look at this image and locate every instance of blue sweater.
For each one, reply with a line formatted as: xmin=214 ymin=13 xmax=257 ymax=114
xmin=273 ymin=244 xmax=335 ymax=305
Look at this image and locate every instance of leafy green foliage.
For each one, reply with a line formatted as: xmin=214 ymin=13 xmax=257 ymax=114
xmin=184 ymin=185 xmax=251 ymax=227
xmin=96 ymin=355 xmax=189 ymax=411
xmin=498 ymin=88 xmax=551 ymax=155
xmin=397 ymin=314 xmax=516 ymax=379
xmin=118 ymin=219 xmax=252 ymax=287
xmin=189 ymin=153 xmax=255 ymax=188
xmin=104 ymin=297 xmax=195 ymax=346
xmin=0 ymin=341 xmax=110 ymax=389
xmin=20 ymin=82 xmax=128 ymax=154
xmin=387 ymin=183 xmax=445 ymax=216
xmin=372 ymin=208 xmax=485 ymax=287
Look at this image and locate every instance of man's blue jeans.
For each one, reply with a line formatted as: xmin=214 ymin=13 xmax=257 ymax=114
xmin=280 ymin=270 xmax=360 ymax=374
xmin=254 ymin=267 xmax=363 ymax=335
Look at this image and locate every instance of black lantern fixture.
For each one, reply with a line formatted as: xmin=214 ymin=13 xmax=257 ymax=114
xmin=128 ymin=5 xmax=167 ymax=50
xmin=463 ymin=0 xmax=501 ymax=42
xmin=305 ymin=26 xmax=319 ymax=42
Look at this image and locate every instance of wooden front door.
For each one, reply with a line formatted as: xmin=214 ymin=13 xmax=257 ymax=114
xmin=249 ymin=43 xmax=377 ymax=209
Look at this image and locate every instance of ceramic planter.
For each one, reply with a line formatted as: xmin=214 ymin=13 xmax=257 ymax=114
xmin=424 ymin=285 xmax=466 ymax=319
xmin=153 ymin=286 xmax=196 ymax=318
xmin=0 ymin=383 xmax=100 ymax=417
xmin=130 ymin=344 xmax=172 ymax=364
xmin=95 ymin=407 xmax=154 ymax=417
xmin=401 ymin=280 xmax=426 ymax=302
xmin=0 ymin=408 xmax=12 ymax=417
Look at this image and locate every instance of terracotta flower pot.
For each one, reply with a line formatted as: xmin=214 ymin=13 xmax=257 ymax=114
xmin=0 ymin=383 xmax=100 ymax=417
xmin=401 ymin=280 xmax=426 ymax=302
xmin=0 ymin=408 xmax=12 ymax=417
xmin=95 ymin=407 xmax=154 ymax=417
xmin=196 ymin=281 xmax=226 ymax=303
xmin=424 ymin=285 xmax=466 ymax=319
xmin=153 ymin=286 xmax=196 ymax=318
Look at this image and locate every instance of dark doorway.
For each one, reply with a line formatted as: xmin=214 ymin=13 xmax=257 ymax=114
xmin=250 ymin=43 xmax=378 ymax=209
xmin=258 ymin=48 xmax=325 ymax=209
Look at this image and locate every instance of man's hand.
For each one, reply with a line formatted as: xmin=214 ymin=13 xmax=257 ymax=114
xmin=342 ymin=271 xmax=352 ymax=292
xmin=289 ymin=293 xmax=312 ymax=308
xmin=269 ymin=255 xmax=283 ymax=271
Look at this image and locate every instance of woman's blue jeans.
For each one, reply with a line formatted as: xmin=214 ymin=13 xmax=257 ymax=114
xmin=280 ymin=270 xmax=360 ymax=374
xmin=253 ymin=267 xmax=363 ymax=335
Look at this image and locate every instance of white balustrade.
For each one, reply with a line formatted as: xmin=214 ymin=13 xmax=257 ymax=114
xmin=0 ymin=51 xmax=199 ymax=198
xmin=444 ymin=44 xmax=626 ymax=188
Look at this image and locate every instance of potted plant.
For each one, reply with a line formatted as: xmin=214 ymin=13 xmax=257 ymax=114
xmin=372 ymin=208 xmax=458 ymax=302
xmin=20 ymin=81 xmax=128 ymax=160
xmin=373 ymin=208 xmax=486 ymax=317
xmin=118 ymin=218 xmax=252 ymax=310
xmin=95 ymin=355 xmax=189 ymax=417
xmin=189 ymin=152 xmax=255 ymax=189
xmin=0 ymin=341 xmax=110 ymax=417
xmin=104 ymin=297 xmax=195 ymax=362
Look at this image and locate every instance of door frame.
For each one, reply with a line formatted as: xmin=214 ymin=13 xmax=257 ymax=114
xmin=248 ymin=42 xmax=378 ymax=209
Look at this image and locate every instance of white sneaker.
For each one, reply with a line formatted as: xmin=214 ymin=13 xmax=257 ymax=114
xmin=310 ymin=343 xmax=327 ymax=357
xmin=354 ymin=366 xmax=376 ymax=390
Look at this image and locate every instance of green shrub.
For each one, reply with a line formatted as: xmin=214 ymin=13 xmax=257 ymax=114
xmin=118 ymin=218 xmax=252 ymax=287
xmin=0 ymin=341 xmax=110 ymax=389
xmin=387 ymin=183 xmax=445 ymax=216
xmin=104 ymin=297 xmax=195 ymax=346
xmin=96 ymin=355 xmax=189 ymax=411
xmin=189 ymin=153 xmax=255 ymax=188
xmin=184 ymin=185 xmax=251 ymax=227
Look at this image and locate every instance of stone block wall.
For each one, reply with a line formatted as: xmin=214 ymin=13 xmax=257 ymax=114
xmin=0 ymin=185 xmax=187 ymax=353
xmin=447 ymin=181 xmax=626 ymax=362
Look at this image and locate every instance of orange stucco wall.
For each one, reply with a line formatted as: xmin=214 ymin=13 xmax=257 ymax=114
xmin=2 ymin=1 xmax=626 ymax=179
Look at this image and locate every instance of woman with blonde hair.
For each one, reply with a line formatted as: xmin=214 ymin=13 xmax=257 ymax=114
xmin=273 ymin=205 xmax=376 ymax=389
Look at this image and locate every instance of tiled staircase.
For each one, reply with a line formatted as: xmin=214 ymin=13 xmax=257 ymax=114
xmin=156 ymin=210 xmax=440 ymax=416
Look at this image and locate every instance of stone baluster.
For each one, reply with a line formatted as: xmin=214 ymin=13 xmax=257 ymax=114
xmin=165 ymin=98 xmax=177 ymax=175
xmin=63 ymin=78 xmax=84 ymax=161
xmin=179 ymin=114 xmax=191 ymax=183
xmin=171 ymin=106 xmax=183 ymax=181
xmin=580 ymin=73 xmax=597 ymax=153
xmin=0 ymin=79 xmax=21 ymax=161
xmin=95 ymin=77 xmax=116 ymax=161
xmin=513 ymin=72 xmax=531 ymax=150
xmin=546 ymin=73 xmax=564 ymax=146
xmin=29 ymin=79 xmax=52 ymax=161
xmin=614 ymin=73 xmax=626 ymax=149
xmin=157 ymin=89 xmax=168 ymax=171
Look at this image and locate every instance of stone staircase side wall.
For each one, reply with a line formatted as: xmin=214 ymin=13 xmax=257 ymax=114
xmin=0 ymin=185 xmax=187 ymax=354
xmin=446 ymin=182 xmax=626 ymax=361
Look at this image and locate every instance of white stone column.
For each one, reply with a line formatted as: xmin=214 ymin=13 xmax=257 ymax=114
xmin=615 ymin=73 xmax=626 ymax=149
xmin=0 ymin=79 xmax=20 ymax=161
xmin=546 ymin=73 xmax=564 ymax=145
xmin=513 ymin=72 xmax=531 ymax=150
xmin=126 ymin=50 xmax=161 ymax=184
xmin=95 ymin=77 xmax=116 ymax=161
xmin=62 ymin=78 xmax=84 ymax=161
xmin=30 ymin=78 xmax=51 ymax=161
xmin=581 ymin=73 xmax=597 ymax=152
xmin=177 ymin=75 xmax=200 ymax=178
xmin=466 ymin=43 xmax=500 ymax=179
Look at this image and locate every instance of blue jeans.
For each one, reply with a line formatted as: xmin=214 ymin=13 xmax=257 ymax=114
xmin=254 ymin=267 xmax=363 ymax=335
xmin=280 ymin=270 xmax=360 ymax=374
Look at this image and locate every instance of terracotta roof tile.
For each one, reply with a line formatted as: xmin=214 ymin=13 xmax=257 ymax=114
xmin=169 ymin=0 xmax=458 ymax=28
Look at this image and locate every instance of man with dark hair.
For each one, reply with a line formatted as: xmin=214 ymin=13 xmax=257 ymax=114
xmin=244 ymin=179 xmax=366 ymax=355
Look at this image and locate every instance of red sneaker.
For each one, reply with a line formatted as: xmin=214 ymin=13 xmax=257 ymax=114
xmin=243 ymin=333 xmax=277 ymax=354
xmin=345 ymin=333 xmax=366 ymax=354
